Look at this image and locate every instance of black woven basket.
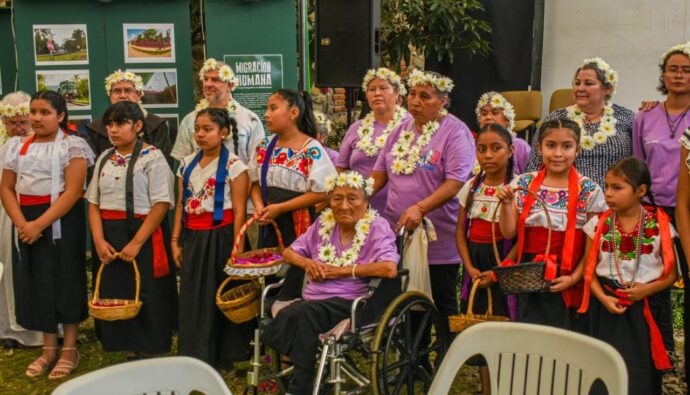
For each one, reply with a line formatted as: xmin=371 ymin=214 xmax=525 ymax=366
xmin=490 ymin=187 xmax=553 ymax=295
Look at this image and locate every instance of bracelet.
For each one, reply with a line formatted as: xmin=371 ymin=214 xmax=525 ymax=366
xmin=414 ymin=202 xmax=426 ymax=214
xmin=351 ymin=264 xmax=357 ymax=279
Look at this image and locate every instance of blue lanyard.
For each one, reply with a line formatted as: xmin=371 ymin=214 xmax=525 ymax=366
xmin=182 ymin=145 xmax=230 ymax=226
xmin=260 ymin=135 xmax=279 ymax=205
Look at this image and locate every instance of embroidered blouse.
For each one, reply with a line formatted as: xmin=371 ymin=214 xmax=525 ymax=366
xmin=511 ymin=171 xmax=607 ymax=231
xmin=2 ymin=134 xmax=94 ymax=195
xmin=177 ymin=150 xmax=248 ymax=214
xmin=680 ymin=131 xmax=690 ymax=172
xmin=583 ymin=209 xmax=678 ymax=284
xmin=457 ymin=176 xmax=504 ymax=221
xmin=85 ymin=146 xmax=174 ymax=215
xmin=249 ymin=137 xmax=336 ymax=193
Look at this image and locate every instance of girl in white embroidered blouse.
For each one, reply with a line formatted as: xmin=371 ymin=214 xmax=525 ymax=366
xmin=0 ymin=91 xmax=94 ymax=379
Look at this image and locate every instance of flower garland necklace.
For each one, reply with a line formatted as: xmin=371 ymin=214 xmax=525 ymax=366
xmin=566 ymin=104 xmax=617 ymax=150
xmin=194 ymin=98 xmax=239 ymax=116
xmin=607 ymin=206 xmax=645 ymax=288
xmin=355 ymin=106 xmax=407 ymax=157
xmin=317 ymin=208 xmax=377 ymax=267
xmin=389 ymin=109 xmax=447 ymax=175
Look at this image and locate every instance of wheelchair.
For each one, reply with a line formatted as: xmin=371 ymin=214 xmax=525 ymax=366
xmin=245 ymin=230 xmax=449 ymax=395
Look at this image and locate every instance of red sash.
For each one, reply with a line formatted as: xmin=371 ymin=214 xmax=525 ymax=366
xmin=293 ymin=208 xmax=312 ymax=237
xmin=100 ymin=209 xmax=170 ymax=278
xmin=468 ymin=218 xmax=504 ymax=243
xmin=578 ymin=207 xmax=675 ymax=371
xmin=19 ymin=194 xmax=51 ymax=206
xmin=185 ymin=210 xmax=234 ymax=230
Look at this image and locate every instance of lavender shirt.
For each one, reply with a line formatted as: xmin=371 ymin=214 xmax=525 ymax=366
xmin=513 ymin=137 xmax=531 ymax=174
xmin=633 ymin=104 xmax=690 ymax=207
xmin=290 ymin=215 xmax=400 ymax=301
xmin=325 ymin=146 xmax=339 ymax=164
xmin=335 ymin=114 xmax=412 ymax=213
xmin=373 ymin=114 xmax=475 ymax=265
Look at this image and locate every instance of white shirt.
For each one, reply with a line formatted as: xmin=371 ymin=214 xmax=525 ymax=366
xmin=177 ymin=150 xmax=248 ymax=214
xmin=85 ymin=146 xmax=174 ymax=214
xmin=457 ymin=176 xmax=504 ymax=221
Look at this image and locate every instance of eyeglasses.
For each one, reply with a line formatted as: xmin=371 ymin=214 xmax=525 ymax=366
xmin=664 ymin=67 xmax=690 ymax=75
xmin=3 ymin=119 xmax=30 ymax=128
xmin=111 ymin=88 xmax=136 ymax=95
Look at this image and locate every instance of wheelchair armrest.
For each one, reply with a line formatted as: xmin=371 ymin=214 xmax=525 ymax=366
xmin=261 ymin=279 xmax=285 ymax=319
xmin=350 ymin=287 xmax=377 ymax=334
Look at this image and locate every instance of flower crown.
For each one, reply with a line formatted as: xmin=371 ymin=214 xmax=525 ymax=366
xmin=660 ymin=42 xmax=690 ymax=65
xmin=475 ymin=92 xmax=516 ymax=131
xmin=313 ymin=110 xmax=332 ymax=135
xmin=581 ymin=57 xmax=618 ymax=92
xmin=0 ymin=101 xmax=30 ymax=118
xmin=407 ymin=69 xmax=454 ymax=93
xmin=362 ymin=67 xmax=407 ymax=95
xmin=104 ymin=70 xmax=144 ymax=94
xmin=199 ymin=58 xmax=238 ymax=91
xmin=325 ymin=171 xmax=375 ymax=196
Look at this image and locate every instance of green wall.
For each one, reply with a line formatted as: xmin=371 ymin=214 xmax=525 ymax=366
xmin=0 ymin=7 xmax=17 ymax=98
xmin=12 ymin=0 xmax=193 ymax=121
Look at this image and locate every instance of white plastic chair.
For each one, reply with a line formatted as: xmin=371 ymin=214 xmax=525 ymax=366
xmin=428 ymin=322 xmax=627 ymax=395
xmin=52 ymin=356 xmax=232 ymax=395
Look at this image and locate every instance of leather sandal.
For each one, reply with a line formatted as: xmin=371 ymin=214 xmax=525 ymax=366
xmin=25 ymin=346 xmax=58 ymax=378
xmin=48 ymin=347 xmax=80 ymax=379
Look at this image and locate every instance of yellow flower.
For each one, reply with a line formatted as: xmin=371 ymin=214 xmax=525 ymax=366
xmin=593 ymin=131 xmax=606 ymax=143
xmin=581 ymin=136 xmax=595 ymax=150
xmin=392 ymin=159 xmax=405 ymax=173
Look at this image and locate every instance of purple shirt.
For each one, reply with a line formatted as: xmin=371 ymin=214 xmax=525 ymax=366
xmin=373 ymin=114 xmax=475 ymax=264
xmin=513 ymin=137 xmax=531 ymax=174
xmin=290 ymin=215 xmax=400 ymax=301
xmin=335 ymin=114 xmax=412 ymax=213
xmin=633 ymin=104 xmax=690 ymax=207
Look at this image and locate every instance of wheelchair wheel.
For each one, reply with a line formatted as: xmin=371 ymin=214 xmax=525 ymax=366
xmin=369 ymin=291 xmax=448 ymax=395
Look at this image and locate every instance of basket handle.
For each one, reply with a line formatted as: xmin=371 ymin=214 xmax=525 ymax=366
xmin=91 ymin=256 xmax=141 ymax=305
xmin=216 ymin=275 xmax=235 ymax=302
xmin=230 ymin=216 xmax=284 ymax=262
xmin=466 ymin=278 xmax=493 ymax=316
xmin=490 ymin=186 xmax=552 ymax=267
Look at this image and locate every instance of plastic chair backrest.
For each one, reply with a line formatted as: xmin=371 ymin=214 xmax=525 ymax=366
xmin=550 ymin=88 xmax=574 ymax=113
xmin=428 ymin=322 xmax=627 ymax=395
xmin=500 ymin=91 xmax=542 ymax=121
xmin=51 ymin=356 xmax=232 ymax=395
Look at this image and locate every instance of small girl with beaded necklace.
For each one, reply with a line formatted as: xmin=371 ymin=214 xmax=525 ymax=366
xmin=578 ymin=157 xmax=677 ymax=395
xmin=455 ymin=123 xmax=514 ymax=395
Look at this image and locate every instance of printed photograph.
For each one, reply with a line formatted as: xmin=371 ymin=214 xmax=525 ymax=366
xmin=155 ymin=113 xmax=179 ymax=143
xmin=128 ymin=69 xmax=178 ymax=108
xmin=66 ymin=115 xmax=91 ymax=134
xmin=123 ymin=23 xmax=175 ymax=63
xmin=36 ymin=70 xmax=91 ymax=110
xmin=33 ymin=24 xmax=88 ymax=65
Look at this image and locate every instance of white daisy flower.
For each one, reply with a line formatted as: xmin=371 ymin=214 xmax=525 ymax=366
xmin=581 ymin=135 xmax=595 ymax=150
xmin=375 ymin=135 xmax=387 ymax=147
xmin=593 ymin=131 xmax=606 ymax=143
xmin=325 ymin=175 xmax=337 ymax=191
xmin=601 ymin=122 xmax=615 ymax=136
xmin=336 ymin=173 xmax=348 ymax=186
xmin=392 ymin=159 xmax=405 ymax=173
xmin=318 ymin=245 xmax=336 ymax=262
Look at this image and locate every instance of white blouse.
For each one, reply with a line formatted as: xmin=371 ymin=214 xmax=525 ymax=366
xmin=86 ymin=146 xmax=174 ymax=214
xmin=249 ymin=137 xmax=336 ymax=193
xmin=511 ymin=171 xmax=607 ymax=231
xmin=457 ymin=176 xmax=504 ymax=221
xmin=584 ymin=211 xmax=678 ymax=284
xmin=178 ymin=150 xmax=248 ymax=215
xmin=2 ymin=134 xmax=94 ymax=195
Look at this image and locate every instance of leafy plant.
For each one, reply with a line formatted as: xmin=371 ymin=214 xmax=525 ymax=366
xmin=381 ymin=0 xmax=492 ymax=70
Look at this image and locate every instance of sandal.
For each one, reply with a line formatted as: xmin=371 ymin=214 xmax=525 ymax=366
xmin=48 ymin=347 xmax=80 ymax=379
xmin=25 ymin=346 xmax=58 ymax=378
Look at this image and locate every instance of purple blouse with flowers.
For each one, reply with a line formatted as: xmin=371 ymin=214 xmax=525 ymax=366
xmin=290 ymin=215 xmax=400 ymax=301
xmin=373 ymin=114 xmax=475 ymax=265
xmin=633 ymin=104 xmax=690 ymax=207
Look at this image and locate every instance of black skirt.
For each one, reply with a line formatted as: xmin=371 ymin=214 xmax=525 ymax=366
xmin=178 ymin=223 xmax=254 ymax=369
xmin=589 ymin=277 xmax=662 ymax=395
xmin=12 ymin=199 xmax=88 ymax=333
xmin=516 ymin=252 xmax=572 ymax=329
xmin=460 ymin=241 xmax=508 ymax=317
xmin=94 ymin=217 xmax=177 ymax=354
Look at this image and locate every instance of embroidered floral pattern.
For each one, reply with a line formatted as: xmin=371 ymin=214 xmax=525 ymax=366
xmin=515 ymin=173 xmax=597 ymax=216
xmin=102 ymin=147 xmax=158 ymax=179
xmin=601 ymin=209 xmax=658 ymax=259
xmin=182 ymin=157 xmax=240 ymax=214
xmin=255 ymin=138 xmax=321 ymax=178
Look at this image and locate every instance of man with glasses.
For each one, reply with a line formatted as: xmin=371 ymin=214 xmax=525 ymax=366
xmin=80 ymin=70 xmax=173 ymax=170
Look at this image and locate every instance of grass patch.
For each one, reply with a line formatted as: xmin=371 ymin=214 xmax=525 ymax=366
xmin=36 ymin=51 xmax=87 ymax=62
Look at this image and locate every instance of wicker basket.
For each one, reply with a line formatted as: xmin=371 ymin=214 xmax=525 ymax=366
xmin=227 ymin=217 xmax=284 ymax=269
xmin=216 ymin=277 xmax=260 ymax=323
xmin=89 ymin=259 xmax=143 ymax=321
xmin=449 ymin=280 xmax=510 ymax=333
xmin=491 ymin=187 xmax=553 ymax=294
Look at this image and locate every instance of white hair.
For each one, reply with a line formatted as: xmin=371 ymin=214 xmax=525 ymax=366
xmin=1 ymin=91 xmax=31 ymax=107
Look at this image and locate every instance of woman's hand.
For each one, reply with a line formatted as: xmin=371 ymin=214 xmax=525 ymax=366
xmin=255 ymin=203 xmax=283 ymax=224
xmin=495 ymin=186 xmax=515 ymax=205
xmin=549 ymin=275 xmax=575 ymax=292
xmin=477 ymin=271 xmax=496 ymax=288
xmin=95 ymin=239 xmax=118 ymax=264
xmin=619 ymin=283 xmax=649 ymax=302
xmin=601 ymin=294 xmax=627 ymax=314
xmin=119 ymin=241 xmax=143 ymax=262
xmin=17 ymin=221 xmax=44 ymax=244
xmin=396 ymin=204 xmax=424 ymax=232
xmin=171 ymin=242 xmax=183 ymax=269
xmin=304 ymin=259 xmax=326 ymax=282
xmin=638 ymin=100 xmax=659 ymax=112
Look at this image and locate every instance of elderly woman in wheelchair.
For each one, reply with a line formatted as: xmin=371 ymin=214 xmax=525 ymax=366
xmin=260 ymin=171 xmax=399 ymax=394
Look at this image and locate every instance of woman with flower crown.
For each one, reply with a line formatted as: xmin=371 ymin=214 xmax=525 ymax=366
xmin=334 ymin=68 xmax=411 ymax=212
xmin=525 ymin=58 xmax=634 ymax=187
xmin=0 ymin=92 xmax=43 ymax=350
xmin=371 ymin=70 xmax=475 ymax=346
xmin=260 ymin=170 xmax=399 ymax=395
xmin=475 ymin=91 xmax=531 ymax=174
